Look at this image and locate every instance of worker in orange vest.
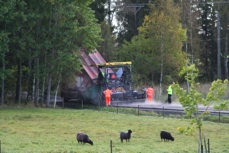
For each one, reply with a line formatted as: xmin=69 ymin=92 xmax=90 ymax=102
xmin=103 ymin=88 xmax=113 ymax=106
xmin=146 ymin=86 xmax=154 ymax=102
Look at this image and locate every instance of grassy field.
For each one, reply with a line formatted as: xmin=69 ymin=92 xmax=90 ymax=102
xmin=0 ymin=107 xmax=228 ymax=153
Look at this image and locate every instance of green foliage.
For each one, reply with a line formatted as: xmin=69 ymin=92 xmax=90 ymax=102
xmin=198 ymin=2 xmax=218 ymax=80
xmin=0 ymin=32 xmax=9 ymax=56
xmin=89 ymin=0 xmax=106 ymax=23
xmin=177 ymin=126 xmax=195 ymax=136
xmin=0 ymin=0 xmax=102 ymax=104
xmin=98 ymin=21 xmax=118 ymax=61
xmin=163 ymin=75 xmax=172 ymax=84
xmin=119 ymin=0 xmax=187 ymax=85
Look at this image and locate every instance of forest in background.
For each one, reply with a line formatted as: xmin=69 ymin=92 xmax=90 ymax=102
xmin=0 ymin=0 xmax=229 ymax=106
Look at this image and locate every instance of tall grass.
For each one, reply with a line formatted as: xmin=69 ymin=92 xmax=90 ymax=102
xmin=0 ymin=107 xmax=228 ymax=153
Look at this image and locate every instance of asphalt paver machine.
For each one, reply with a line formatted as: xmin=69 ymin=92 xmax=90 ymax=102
xmin=96 ymin=62 xmax=145 ymax=103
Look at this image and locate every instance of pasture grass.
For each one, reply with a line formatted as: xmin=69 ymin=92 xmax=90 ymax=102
xmin=0 ymin=107 xmax=229 ymax=153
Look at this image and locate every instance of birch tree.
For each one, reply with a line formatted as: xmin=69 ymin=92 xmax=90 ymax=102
xmin=119 ymin=0 xmax=186 ymax=95
xmin=41 ymin=0 xmax=101 ymax=107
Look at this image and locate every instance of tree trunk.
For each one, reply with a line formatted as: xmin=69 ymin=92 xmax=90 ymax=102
xmin=46 ymin=75 xmax=52 ymax=108
xmin=26 ymin=56 xmax=32 ymax=101
xmin=41 ymin=77 xmax=45 ymax=103
xmin=41 ymin=52 xmax=47 ymax=103
xmin=32 ymin=77 xmax=35 ymax=102
xmin=35 ymin=77 xmax=39 ymax=106
xmin=189 ymin=0 xmax=194 ymax=64
xmin=159 ymin=34 xmax=164 ymax=97
xmin=159 ymin=58 xmax=163 ymax=97
xmin=217 ymin=11 xmax=221 ymax=79
xmin=35 ymin=58 xmax=40 ymax=107
xmin=224 ymin=34 xmax=228 ymax=80
xmin=198 ymin=127 xmax=203 ymax=153
xmin=1 ymin=56 xmax=5 ymax=106
xmin=185 ymin=42 xmax=190 ymax=93
xmin=54 ymin=80 xmax=60 ymax=108
xmin=15 ymin=60 xmax=22 ymax=104
xmin=107 ymin=0 xmax=112 ymax=28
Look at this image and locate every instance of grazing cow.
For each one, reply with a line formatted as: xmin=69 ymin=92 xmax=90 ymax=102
xmin=160 ymin=131 xmax=174 ymax=141
xmin=120 ymin=130 xmax=132 ymax=143
xmin=76 ymin=132 xmax=93 ymax=145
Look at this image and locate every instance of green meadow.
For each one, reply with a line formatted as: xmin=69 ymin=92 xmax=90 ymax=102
xmin=0 ymin=107 xmax=228 ymax=153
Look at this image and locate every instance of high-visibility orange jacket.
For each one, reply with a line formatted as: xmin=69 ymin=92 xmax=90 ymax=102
xmin=103 ymin=88 xmax=112 ymax=97
xmin=146 ymin=87 xmax=154 ymax=96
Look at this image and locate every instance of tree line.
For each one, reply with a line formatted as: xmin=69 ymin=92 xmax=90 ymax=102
xmin=112 ymin=0 xmax=229 ymax=94
xmin=1 ymin=0 xmax=229 ymax=106
xmin=0 ymin=0 xmax=101 ymax=106
xmin=114 ymin=0 xmax=229 ymax=82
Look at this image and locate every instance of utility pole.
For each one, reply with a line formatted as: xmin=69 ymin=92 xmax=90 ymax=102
xmin=225 ymin=34 xmax=228 ymax=79
xmin=217 ymin=6 xmax=221 ymax=79
xmin=126 ymin=4 xmax=145 ymax=35
xmin=183 ymin=0 xmax=229 ymax=79
xmin=107 ymin=0 xmax=112 ymax=28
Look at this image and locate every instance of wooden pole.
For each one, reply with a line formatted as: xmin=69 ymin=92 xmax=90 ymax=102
xmin=110 ymin=140 xmax=112 ymax=153
xmin=138 ymin=105 xmax=139 ymax=116
xmin=204 ymin=136 xmax=207 ymax=153
xmin=208 ymin=139 xmax=210 ymax=153
xmin=163 ymin=107 xmax=164 ymax=118
xmin=201 ymin=144 xmax=203 ymax=153
xmin=218 ymin=111 xmax=221 ymax=123
xmin=117 ymin=103 xmax=118 ymax=114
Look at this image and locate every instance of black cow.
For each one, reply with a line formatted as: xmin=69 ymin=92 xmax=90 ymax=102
xmin=120 ymin=130 xmax=132 ymax=143
xmin=160 ymin=131 xmax=174 ymax=141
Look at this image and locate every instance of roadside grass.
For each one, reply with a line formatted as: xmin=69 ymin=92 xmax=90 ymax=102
xmin=0 ymin=107 xmax=229 ymax=153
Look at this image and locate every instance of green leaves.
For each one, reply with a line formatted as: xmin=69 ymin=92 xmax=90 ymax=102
xmin=119 ymin=0 xmax=187 ymax=84
xmin=0 ymin=0 xmax=102 ymax=104
xmin=174 ymin=64 xmax=229 ymax=111
xmin=177 ymin=126 xmax=195 ymax=136
xmin=208 ymin=79 xmax=229 ymax=110
xmin=173 ymin=64 xmax=229 ymax=149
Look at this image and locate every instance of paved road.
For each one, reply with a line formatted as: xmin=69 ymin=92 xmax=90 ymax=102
xmin=111 ymin=100 xmax=229 ymax=115
xmin=53 ymin=96 xmax=229 ymax=115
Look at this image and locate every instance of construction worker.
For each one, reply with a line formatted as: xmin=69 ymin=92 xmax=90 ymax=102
xmin=167 ymin=85 xmax=173 ymax=104
xmin=146 ymin=86 xmax=154 ymax=102
xmin=103 ymin=88 xmax=112 ymax=106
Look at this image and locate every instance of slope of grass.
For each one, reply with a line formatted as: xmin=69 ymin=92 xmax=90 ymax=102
xmin=0 ymin=107 xmax=228 ymax=153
